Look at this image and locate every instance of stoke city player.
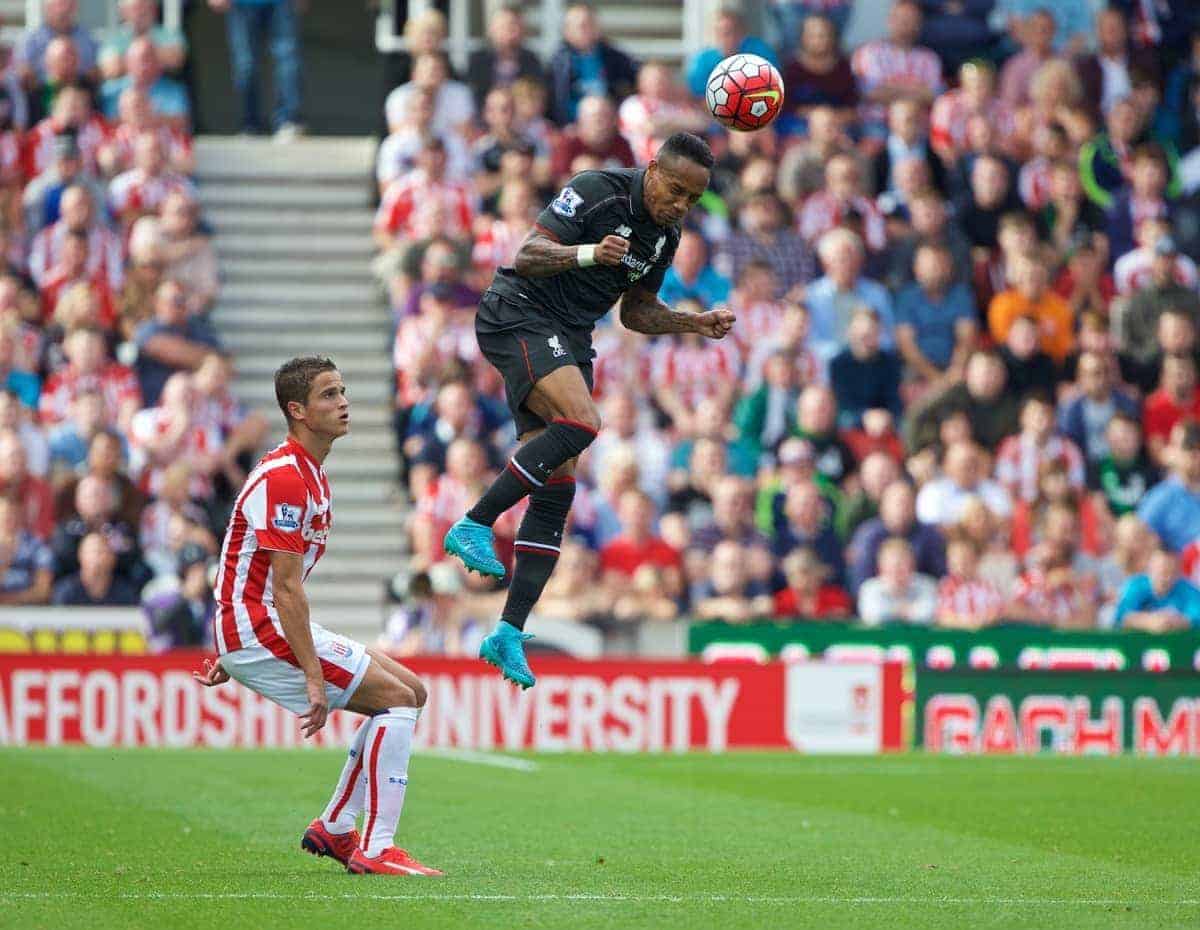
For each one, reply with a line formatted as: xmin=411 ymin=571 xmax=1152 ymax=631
xmin=193 ymin=357 xmax=442 ymax=877
xmin=442 ymin=132 xmax=735 ymax=689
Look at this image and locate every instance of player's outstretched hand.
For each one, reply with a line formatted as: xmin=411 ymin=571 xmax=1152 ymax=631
xmin=192 ymin=657 xmax=230 ymax=687
xmin=300 ymin=677 xmax=329 ymax=739
xmin=595 ymin=235 xmax=630 ymax=266
xmin=693 ymin=307 xmax=736 ymax=340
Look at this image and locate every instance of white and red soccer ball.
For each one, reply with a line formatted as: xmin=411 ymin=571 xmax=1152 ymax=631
xmin=705 ymin=53 xmax=786 ymax=132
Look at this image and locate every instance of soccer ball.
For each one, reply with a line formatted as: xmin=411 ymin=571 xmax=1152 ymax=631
xmin=705 ymin=53 xmax=786 ymax=132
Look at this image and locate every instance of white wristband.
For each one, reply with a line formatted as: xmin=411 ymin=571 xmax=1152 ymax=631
xmin=576 ymin=244 xmax=597 ymax=268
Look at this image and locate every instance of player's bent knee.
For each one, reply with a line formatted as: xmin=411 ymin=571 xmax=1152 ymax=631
xmin=410 ymin=677 xmax=428 ymax=708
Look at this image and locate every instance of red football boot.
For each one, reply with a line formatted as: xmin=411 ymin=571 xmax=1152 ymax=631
xmin=301 ymin=818 xmax=360 ymax=866
xmin=346 ymin=846 xmax=445 ymax=876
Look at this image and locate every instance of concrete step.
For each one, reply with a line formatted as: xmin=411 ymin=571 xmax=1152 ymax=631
xmin=325 ymin=457 xmax=399 ymax=480
xmin=208 ymin=207 xmax=368 ymax=234
xmin=304 ymin=579 xmax=386 ymax=606
xmin=215 ymin=233 xmax=375 ymax=260
xmin=214 ymin=306 xmax=388 ymax=331
xmin=198 ymin=182 xmax=373 ymax=210
xmin=196 ymin=137 xmax=375 ymax=178
xmin=216 ymin=281 xmax=380 ymax=307
xmin=236 ymin=352 xmax=391 ymax=378
xmin=314 ymin=554 xmax=402 ymax=579
xmin=333 ymin=534 xmax=405 ymax=556
xmin=328 ymin=504 xmax=405 ymax=527
xmin=322 ymin=430 xmax=397 ymax=453
xmin=222 ymin=328 xmax=388 ymax=355
xmin=293 ymin=607 xmax=385 ymax=638
xmin=220 ymin=256 xmax=372 ymax=283
xmin=234 ymin=389 xmax=394 ymax=422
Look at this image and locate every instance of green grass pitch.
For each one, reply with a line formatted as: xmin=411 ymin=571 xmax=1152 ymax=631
xmin=1 ymin=749 xmax=1197 ymax=929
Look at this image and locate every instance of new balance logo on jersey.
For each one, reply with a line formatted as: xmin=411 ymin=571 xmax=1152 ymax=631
xmin=272 ymin=503 xmax=302 ymax=531
xmin=614 ymin=224 xmax=632 ymax=237
xmin=548 ymin=335 xmax=566 ymax=358
xmin=388 ymin=775 xmax=408 ymax=786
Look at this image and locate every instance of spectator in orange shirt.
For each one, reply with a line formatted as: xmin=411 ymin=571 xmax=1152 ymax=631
xmin=988 ymin=250 xmax=1074 ymax=363
xmin=1143 ymin=354 xmax=1200 ymax=465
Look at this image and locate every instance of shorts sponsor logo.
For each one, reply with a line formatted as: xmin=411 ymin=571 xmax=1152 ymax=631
xmin=548 ymin=335 xmax=566 ymax=358
xmin=329 ymin=641 xmax=352 ymax=659
xmin=551 ymin=186 xmax=584 ymax=217
xmin=272 ymin=503 xmax=302 ymax=532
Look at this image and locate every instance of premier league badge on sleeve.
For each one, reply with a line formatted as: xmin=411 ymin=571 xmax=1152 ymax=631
xmin=551 ymin=186 xmax=584 ymax=217
xmin=272 ymin=503 xmax=302 ymax=532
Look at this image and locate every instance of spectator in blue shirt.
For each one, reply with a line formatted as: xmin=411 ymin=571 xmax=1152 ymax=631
xmin=1115 ymin=548 xmax=1200 ymax=631
xmin=100 ymin=37 xmax=189 ymax=129
xmin=894 ymin=241 xmax=978 ymax=384
xmin=0 ymin=325 xmax=40 ymax=409
xmin=1138 ymin=422 xmax=1200 ymax=553
xmin=133 ymin=280 xmax=220 ymax=406
xmin=548 ymin=3 xmax=638 ymax=125
xmin=11 ymin=0 xmax=98 ymax=86
xmin=659 ymin=230 xmax=730 ymax=309
xmin=805 ymin=228 xmax=895 ymax=365
xmin=686 ymin=7 xmax=778 ymax=99
xmin=0 ymin=497 xmax=53 ymax=605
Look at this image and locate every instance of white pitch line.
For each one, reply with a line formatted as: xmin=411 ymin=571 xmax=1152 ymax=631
xmin=4 ymin=892 xmax=1198 ymax=906
xmin=422 ymin=748 xmax=539 ymax=772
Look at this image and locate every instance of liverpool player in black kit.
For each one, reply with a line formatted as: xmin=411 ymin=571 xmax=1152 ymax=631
xmin=443 ymin=132 xmax=735 ymax=689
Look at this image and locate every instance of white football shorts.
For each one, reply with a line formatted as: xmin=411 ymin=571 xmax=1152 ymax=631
xmin=219 ymin=621 xmax=372 ymax=715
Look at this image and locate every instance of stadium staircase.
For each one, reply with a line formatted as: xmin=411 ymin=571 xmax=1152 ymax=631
xmin=197 ymin=137 xmax=397 ymax=639
xmin=515 ymin=0 xmax=687 ymax=67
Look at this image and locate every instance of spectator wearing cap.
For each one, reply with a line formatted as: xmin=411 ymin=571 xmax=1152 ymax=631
xmin=374 ymin=136 xmax=477 ymax=253
xmin=133 ymin=280 xmax=221 ymax=406
xmin=850 ymin=0 xmax=944 ymax=143
xmin=829 ymin=306 xmax=903 ymax=431
xmin=547 ymin=2 xmax=638 ymax=126
xmin=805 ymin=228 xmax=894 ymax=365
xmin=100 ymin=36 xmax=189 ymax=130
xmin=894 ymin=241 xmax=977 ymax=386
xmin=22 ymin=132 xmax=106 ymax=235
xmin=12 ymin=0 xmax=98 ymax=89
xmin=550 ymin=95 xmax=636 ymax=182
xmin=141 ymin=542 xmax=215 ymax=651
xmin=858 ymin=537 xmax=938 ymax=626
xmin=466 ymin=6 xmax=544 ymax=110
xmin=51 ymin=531 xmax=139 ymax=606
xmin=1138 ymin=422 xmax=1200 ymax=552
xmin=385 ymin=52 xmax=475 ymax=144
xmin=1115 ymin=547 xmax=1200 ymax=632
xmin=715 ymin=194 xmax=816 ymax=297
xmin=1115 ymin=238 xmax=1200 ymax=367
xmin=0 ymin=496 xmax=53 ymax=604
xmin=98 ymin=0 xmax=187 ymax=82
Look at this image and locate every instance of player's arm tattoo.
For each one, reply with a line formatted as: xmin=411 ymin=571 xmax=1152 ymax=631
xmin=619 ymin=287 xmax=698 ymax=335
xmin=512 ymin=231 xmax=582 ymax=278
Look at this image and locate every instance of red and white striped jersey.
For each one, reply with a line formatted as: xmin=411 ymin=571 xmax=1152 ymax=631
xmin=1113 ymin=249 xmax=1199 ymax=295
xmin=851 ymin=40 xmax=944 ymax=129
xmin=38 ymin=361 xmax=141 ymax=426
xmin=993 ymin=432 xmax=1086 ymax=503
xmin=929 ymin=91 xmax=1012 ymax=160
xmin=650 ymin=337 xmax=742 ymax=408
xmin=104 ymin=123 xmax=192 ymax=175
xmin=937 ymin=574 xmax=1006 ymax=624
xmin=373 ymin=170 xmax=475 ymax=242
xmin=0 ymin=130 xmax=21 ymax=182
xmin=23 ymin=115 xmax=110 ymax=179
xmin=798 ymin=190 xmax=887 ymax=252
xmin=108 ymin=168 xmax=194 ymax=218
xmin=29 ymin=221 xmax=124 ymax=291
xmin=1018 ymin=157 xmax=1054 ymax=211
xmin=471 ymin=217 xmax=529 ymax=274
xmin=213 ymin=437 xmax=333 ymax=655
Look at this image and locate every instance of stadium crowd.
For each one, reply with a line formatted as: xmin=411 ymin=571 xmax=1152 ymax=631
xmin=376 ymin=0 xmax=1200 ymax=652
xmin=0 ymin=0 xmax=267 ymax=646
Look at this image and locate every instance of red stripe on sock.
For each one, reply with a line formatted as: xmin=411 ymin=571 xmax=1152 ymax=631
xmin=514 ymin=544 xmax=560 ymax=557
xmin=328 ymin=753 xmax=364 ymax=822
xmin=507 ymin=460 xmax=535 ymax=488
xmin=545 ymin=475 xmax=576 ymax=486
xmin=551 ymin=417 xmax=598 ymax=437
xmin=361 ymin=725 xmax=387 ymax=852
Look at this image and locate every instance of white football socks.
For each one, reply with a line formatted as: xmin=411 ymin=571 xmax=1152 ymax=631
xmin=321 ymin=717 xmax=370 ymax=835
xmin=360 ymin=706 xmax=419 ymax=857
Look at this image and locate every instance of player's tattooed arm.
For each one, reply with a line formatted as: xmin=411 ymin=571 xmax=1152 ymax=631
xmin=620 ymin=287 xmax=737 ymax=339
xmin=513 ymin=231 xmax=630 ymax=277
